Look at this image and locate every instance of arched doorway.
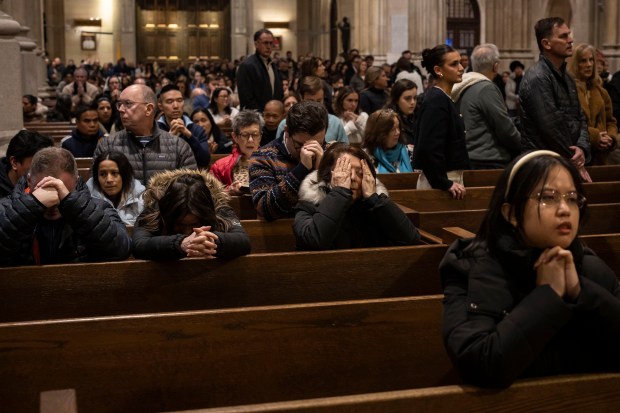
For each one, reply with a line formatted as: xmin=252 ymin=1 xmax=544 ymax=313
xmin=446 ymin=0 xmax=480 ymax=55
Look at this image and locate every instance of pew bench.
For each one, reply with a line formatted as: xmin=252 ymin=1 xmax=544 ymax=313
xmin=169 ymin=373 xmax=620 ymax=413
xmin=0 ymin=244 xmax=448 ymax=323
xmin=0 ymin=295 xmax=456 ymax=412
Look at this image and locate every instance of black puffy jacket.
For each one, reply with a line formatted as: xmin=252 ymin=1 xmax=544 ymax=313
xmin=0 ymin=178 xmax=131 ymax=266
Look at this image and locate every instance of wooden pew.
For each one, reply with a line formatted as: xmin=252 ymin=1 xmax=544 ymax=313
xmin=0 ymin=296 xmax=457 ymax=412
xmin=229 ymin=194 xmax=257 ymax=220
xmin=24 ymin=122 xmax=74 ymax=146
xmin=175 ymin=373 xmax=620 ymax=413
xmin=391 ymin=182 xmax=620 ymax=212
xmin=379 ymin=166 xmax=620 ymax=191
xmin=0 ymin=244 xmax=448 ymax=323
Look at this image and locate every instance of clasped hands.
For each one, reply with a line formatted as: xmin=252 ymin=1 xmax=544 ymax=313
xmin=330 ymin=156 xmax=375 ymax=199
xmin=180 ymin=226 xmax=219 ymax=258
xmin=299 ymin=140 xmax=324 ymax=171
xmin=32 ymin=176 xmax=70 ymax=208
xmin=534 ymin=246 xmax=581 ymax=301
xmin=169 ymin=118 xmax=191 ymax=138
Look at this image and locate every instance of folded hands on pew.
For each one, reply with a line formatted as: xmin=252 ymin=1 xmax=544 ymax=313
xmin=180 ymin=226 xmax=218 ymax=258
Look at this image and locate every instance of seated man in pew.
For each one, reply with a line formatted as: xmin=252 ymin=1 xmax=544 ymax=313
xmin=0 ymin=130 xmax=53 ymax=199
xmin=0 ymin=147 xmax=131 ymax=266
xmin=294 ymin=143 xmax=420 ymax=249
xmin=441 ymin=150 xmax=620 ymax=388
xmin=249 ymin=101 xmax=328 ymax=221
xmin=61 ymin=104 xmax=105 ymax=158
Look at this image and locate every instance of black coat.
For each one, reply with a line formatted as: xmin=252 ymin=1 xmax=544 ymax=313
xmin=131 ymin=206 xmax=251 ymax=260
xmin=237 ymin=52 xmax=284 ymax=111
xmin=61 ymin=129 xmax=104 ymax=158
xmin=0 ymin=157 xmax=13 ymax=199
xmin=293 ymin=171 xmax=420 ymax=250
xmin=0 ymin=178 xmax=131 ymax=266
xmin=440 ymin=235 xmax=620 ymax=388
xmin=359 ymin=87 xmax=387 ymax=115
xmin=519 ymin=54 xmax=591 ymax=162
xmin=412 ymin=87 xmax=470 ymax=190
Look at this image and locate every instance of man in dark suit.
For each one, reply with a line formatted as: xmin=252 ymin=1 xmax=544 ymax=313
xmin=237 ymin=29 xmax=284 ymax=111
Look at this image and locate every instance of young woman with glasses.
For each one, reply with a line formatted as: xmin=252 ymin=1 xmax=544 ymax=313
xmin=441 ymin=150 xmax=620 ymax=387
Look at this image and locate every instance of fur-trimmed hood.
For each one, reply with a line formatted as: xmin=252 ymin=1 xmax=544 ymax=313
xmin=298 ymin=170 xmax=389 ymax=206
xmin=142 ymin=168 xmax=230 ymax=212
xmin=451 ymin=72 xmax=489 ymax=102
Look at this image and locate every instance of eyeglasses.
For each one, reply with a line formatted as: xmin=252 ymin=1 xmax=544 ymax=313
xmin=238 ymin=132 xmax=261 ymax=141
xmin=532 ymin=190 xmax=586 ymax=209
xmin=116 ymin=100 xmax=149 ymax=110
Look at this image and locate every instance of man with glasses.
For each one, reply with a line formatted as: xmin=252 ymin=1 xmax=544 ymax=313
xmin=249 ymin=101 xmax=328 ymax=221
xmin=155 ymin=84 xmax=211 ymax=168
xmin=93 ymin=84 xmax=197 ymax=185
xmin=61 ymin=104 xmax=104 ymax=158
xmin=236 ymin=28 xmax=284 ymax=111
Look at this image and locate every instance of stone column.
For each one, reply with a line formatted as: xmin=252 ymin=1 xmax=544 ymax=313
xmin=230 ymin=0 xmax=251 ymax=60
xmin=113 ymin=0 xmax=136 ymax=64
xmin=482 ymin=0 xmax=536 ymax=71
xmin=407 ymin=0 xmax=446 ymax=68
xmin=602 ymin=0 xmax=620 ymax=73
xmin=0 ymin=9 xmax=27 ymax=154
xmin=352 ymin=0 xmax=388 ymax=63
xmin=1 ymin=0 xmax=48 ymax=96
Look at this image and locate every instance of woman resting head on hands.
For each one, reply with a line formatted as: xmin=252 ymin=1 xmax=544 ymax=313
xmin=132 ymin=169 xmax=251 ymax=260
xmin=293 ymin=143 xmax=420 ymax=250
xmin=363 ymin=109 xmax=413 ymax=173
xmin=440 ymin=150 xmax=620 ymax=388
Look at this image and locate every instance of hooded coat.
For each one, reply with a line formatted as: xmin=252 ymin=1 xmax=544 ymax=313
xmin=132 ymin=169 xmax=251 ymax=260
xmin=440 ymin=235 xmax=620 ymax=388
xmin=293 ymin=170 xmax=420 ymax=250
xmin=451 ymin=72 xmax=521 ymax=167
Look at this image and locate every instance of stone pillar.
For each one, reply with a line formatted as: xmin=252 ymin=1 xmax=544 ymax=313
xmin=602 ymin=0 xmax=620 ymax=73
xmin=482 ymin=0 xmax=536 ymax=71
xmin=44 ymin=0 xmax=64 ymax=62
xmin=230 ymin=0 xmax=251 ymax=60
xmin=114 ymin=0 xmax=136 ymax=64
xmin=0 ymin=9 xmax=27 ymax=154
xmin=408 ymin=0 xmax=446 ymax=69
xmin=350 ymin=0 xmax=388 ymax=63
xmin=1 ymin=0 xmax=48 ymax=97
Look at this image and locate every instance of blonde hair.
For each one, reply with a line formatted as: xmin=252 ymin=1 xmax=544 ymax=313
xmin=568 ymin=43 xmax=602 ymax=88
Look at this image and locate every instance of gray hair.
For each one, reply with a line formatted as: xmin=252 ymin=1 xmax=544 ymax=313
xmin=232 ymin=109 xmax=264 ymax=134
xmin=471 ymin=43 xmax=500 ymax=73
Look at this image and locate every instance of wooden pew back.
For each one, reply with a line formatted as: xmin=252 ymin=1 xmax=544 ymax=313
xmin=181 ymin=373 xmax=620 ymax=413
xmin=0 ymin=296 xmax=455 ymax=412
xmin=0 ymin=245 xmax=448 ymax=323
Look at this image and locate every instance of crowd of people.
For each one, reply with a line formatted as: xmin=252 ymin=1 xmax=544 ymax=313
xmin=3 ymin=16 xmax=620 ymax=388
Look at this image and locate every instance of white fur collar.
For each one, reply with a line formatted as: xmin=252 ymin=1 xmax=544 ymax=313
xmin=298 ymin=170 xmax=389 ymax=206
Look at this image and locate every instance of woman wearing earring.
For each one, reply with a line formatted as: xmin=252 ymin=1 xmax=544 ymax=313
xmin=413 ymin=44 xmax=470 ymax=198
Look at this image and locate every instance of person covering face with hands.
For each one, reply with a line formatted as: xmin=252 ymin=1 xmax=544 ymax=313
xmin=293 ymin=143 xmax=420 ymax=250
xmin=249 ymin=101 xmax=329 ymax=221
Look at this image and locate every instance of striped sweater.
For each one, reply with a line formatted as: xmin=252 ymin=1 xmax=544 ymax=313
xmin=249 ymin=138 xmax=312 ymax=221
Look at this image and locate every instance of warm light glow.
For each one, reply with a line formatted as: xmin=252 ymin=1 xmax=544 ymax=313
xmin=157 ymin=24 xmax=166 ymax=28
xmin=199 ymin=24 xmax=209 ymax=28
xmin=168 ymin=23 xmax=178 ymax=29
xmin=145 ymin=23 xmax=155 ymax=28
xmin=209 ymin=24 xmax=220 ymax=29
xmin=169 ymin=56 xmax=179 ymax=60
